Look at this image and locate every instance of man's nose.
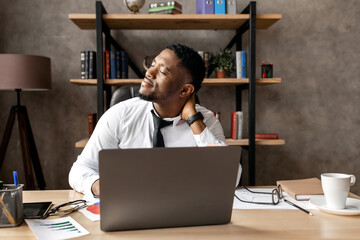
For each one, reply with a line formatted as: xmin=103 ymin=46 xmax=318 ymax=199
xmin=146 ymin=65 xmax=158 ymax=78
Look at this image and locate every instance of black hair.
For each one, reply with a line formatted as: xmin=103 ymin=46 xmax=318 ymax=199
xmin=165 ymin=43 xmax=205 ymax=93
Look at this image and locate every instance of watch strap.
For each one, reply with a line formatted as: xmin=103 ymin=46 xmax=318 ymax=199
xmin=187 ymin=112 xmax=204 ymax=126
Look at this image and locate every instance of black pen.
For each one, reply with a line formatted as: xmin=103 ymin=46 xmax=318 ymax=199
xmin=284 ymin=199 xmax=313 ymax=216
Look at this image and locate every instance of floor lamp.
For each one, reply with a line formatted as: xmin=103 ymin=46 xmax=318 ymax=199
xmin=0 ymin=54 xmax=51 ymax=190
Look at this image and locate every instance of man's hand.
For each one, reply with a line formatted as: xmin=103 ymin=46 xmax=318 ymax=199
xmin=181 ymin=94 xmax=197 ymax=120
xmin=91 ymin=179 xmax=100 ymax=196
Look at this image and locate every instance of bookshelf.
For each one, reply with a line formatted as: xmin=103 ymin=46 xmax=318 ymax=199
xmin=69 ymin=1 xmax=283 ymax=185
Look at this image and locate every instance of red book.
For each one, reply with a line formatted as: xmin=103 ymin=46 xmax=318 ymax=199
xmin=255 ymin=133 xmax=279 ymax=140
xmin=231 ymin=112 xmax=237 ymax=140
xmin=88 ymin=113 xmax=97 ymax=138
xmin=105 ymin=51 xmax=110 ymax=79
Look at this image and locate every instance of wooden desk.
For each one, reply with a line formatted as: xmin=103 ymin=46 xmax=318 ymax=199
xmin=1 ymin=190 xmax=360 ymax=240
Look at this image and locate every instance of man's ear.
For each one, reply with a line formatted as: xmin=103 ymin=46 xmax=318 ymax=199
xmin=180 ymin=83 xmax=195 ymax=98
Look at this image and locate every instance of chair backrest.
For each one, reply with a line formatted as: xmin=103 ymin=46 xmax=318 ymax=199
xmin=110 ymin=85 xmax=140 ymax=107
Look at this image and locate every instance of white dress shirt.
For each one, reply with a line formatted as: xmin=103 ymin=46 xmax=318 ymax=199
xmin=69 ymin=97 xmax=241 ymax=195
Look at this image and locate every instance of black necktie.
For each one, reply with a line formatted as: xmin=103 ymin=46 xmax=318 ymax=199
xmin=151 ymin=110 xmax=173 ymax=147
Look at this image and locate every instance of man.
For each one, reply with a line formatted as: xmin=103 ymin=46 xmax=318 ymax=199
xmin=69 ymin=44 xmax=240 ymax=196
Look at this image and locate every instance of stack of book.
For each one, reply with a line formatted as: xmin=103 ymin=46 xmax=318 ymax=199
xmin=255 ymin=133 xmax=279 ymax=139
xmin=81 ymin=50 xmax=128 ymax=79
xmin=149 ymin=1 xmax=182 ymax=14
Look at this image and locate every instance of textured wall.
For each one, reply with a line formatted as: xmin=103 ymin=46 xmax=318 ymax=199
xmin=0 ymin=0 xmax=359 ymax=194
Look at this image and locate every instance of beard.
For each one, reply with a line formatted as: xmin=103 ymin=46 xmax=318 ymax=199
xmin=139 ymin=91 xmax=157 ymax=102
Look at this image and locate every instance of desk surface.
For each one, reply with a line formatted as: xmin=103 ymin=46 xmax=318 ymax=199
xmin=2 ymin=190 xmax=360 ymax=240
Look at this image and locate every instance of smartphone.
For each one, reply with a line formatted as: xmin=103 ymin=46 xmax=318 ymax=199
xmin=23 ymin=202 xmax=52 ymax=219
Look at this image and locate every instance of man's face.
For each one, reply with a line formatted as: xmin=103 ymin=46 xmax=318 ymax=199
xmin=139 ymin=49 xmax=188 ymax=103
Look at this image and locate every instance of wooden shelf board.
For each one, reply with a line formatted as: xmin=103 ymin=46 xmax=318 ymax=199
xmin=69 ymin=14 xmax=282 ymax=30
xmin=76 ymin=138 xmax=285 ymax=148
xmin=70 ymin=78 xmax=281 ymax=86
xmin=226 ymin=139 xmax=285 ymax=146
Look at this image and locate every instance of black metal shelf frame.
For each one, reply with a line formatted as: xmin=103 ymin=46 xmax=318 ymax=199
xmin=94 ymin=1 xmax=257 ymax=185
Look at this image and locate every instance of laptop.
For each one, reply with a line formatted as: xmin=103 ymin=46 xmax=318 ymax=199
xmin=99 ymin=146 xmax=241 ymax=231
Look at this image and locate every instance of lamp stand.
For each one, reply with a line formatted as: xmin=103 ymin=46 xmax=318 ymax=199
xmin=0 ymin=89 xmax=46 ymax=190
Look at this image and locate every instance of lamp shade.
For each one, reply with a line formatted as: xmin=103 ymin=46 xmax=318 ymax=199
xmin=0 ymin=54 xmax=51 ymax=90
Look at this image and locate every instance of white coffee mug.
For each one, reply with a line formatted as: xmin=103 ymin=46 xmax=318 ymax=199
xmin=321 ymin=173 xmax=356 ymax=210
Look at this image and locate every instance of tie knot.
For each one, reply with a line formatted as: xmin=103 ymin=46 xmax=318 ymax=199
xmin=151 ymin=110 xmax=173 ymax=130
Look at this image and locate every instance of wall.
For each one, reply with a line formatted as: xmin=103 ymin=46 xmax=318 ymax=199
xmin=0 ymin=0 xmax=359 ymax=193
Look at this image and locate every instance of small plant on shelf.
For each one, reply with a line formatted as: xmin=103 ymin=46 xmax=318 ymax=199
xmin=211 ymin=48 xmax=235 ymax=78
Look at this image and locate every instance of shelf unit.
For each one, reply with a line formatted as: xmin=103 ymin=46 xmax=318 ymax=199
xmin=69 ymin=1 xmax=283 ymax=185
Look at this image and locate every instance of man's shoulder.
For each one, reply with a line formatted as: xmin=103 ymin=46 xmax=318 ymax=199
xmin=111 ymin=97 xmax=150 ymax=111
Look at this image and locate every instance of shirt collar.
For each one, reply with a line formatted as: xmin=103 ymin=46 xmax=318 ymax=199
xmin=150 ymin=104 xmax=185 ymax=126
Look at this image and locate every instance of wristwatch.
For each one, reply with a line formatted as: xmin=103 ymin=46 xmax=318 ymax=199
xmin=186 ymin=112 xmax=204 ymax=126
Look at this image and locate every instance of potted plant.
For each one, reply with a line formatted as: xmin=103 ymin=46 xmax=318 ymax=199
xmin=211 ymin=49 xmax=235 ymax=78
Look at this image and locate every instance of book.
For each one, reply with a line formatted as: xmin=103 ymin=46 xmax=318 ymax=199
xmin=236 ymin=51 xmax=246 ymax=78
xmin=149 ymin=5 xmax=182 ymax=13
xmin=231 ymin=112 xmax=237 ymax=140
xmin=204 ymin=52 xmax=210 ymax=78
xmin=236 ymin=112 xmax=243 ymax=139
xmin=149 ymin=1 xmax=182 ymax=9
xmin=110 ymin=51 xmax=117 ymax=79
xmin=80 ymin=51 xmax=86 ymax=79
xmin=276 ymin=178 xmax=324 ymax=201
xmin=231 ymin=111 xmax=243 ymax=140
xmin=85 ymin=51 xmax=90 ymax=79
xmin=89 ymin=51 xmax=96 ymax=79
xmin=104 ymin=51 xmax=110 ymax=79
xmin=214 ymin=0 xmax=226 ymax=14
xmin=88 ymin=113 xmax=97 ymax=138
xmin=121 ymin=51 xmax=128 ymax=79
xmin=196 ymin=0 xmax=214 ymax=14
xmin=255 ymin=133 xmax=279 ymax=139
xmin=227 ymin=0 xmax=237 ymax=14
xmin=105 ymin=51 xmax=110 ymax=79
xmin=116 ymin=51 xmax=121 ymax=79
xmin=149 ymin=9 xmax=182 ymax=14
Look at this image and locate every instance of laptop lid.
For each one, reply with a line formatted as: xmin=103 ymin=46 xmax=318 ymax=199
xmin=99 ymin=146 xmax=241 ymax=231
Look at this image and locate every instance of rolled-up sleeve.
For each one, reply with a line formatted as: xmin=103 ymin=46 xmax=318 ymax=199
xmin=193 ymin=105 xmax=226 ymax=146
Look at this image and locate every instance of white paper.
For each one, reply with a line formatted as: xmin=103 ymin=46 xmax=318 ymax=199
xmin=79 ymin=194 xmax=100 ymax=221
xmin=233 ymin=188 xmax=317 ymax=210
xmin=25 ymin=216 xmax=89 ymax=240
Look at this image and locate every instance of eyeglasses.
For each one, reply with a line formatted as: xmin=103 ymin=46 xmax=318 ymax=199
xmin=235 ymin=185 xmax=284 ymax=205
xmin=42 ymin=200 xmax=87 ymax=219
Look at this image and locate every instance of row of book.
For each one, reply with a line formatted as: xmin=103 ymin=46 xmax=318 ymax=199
xmin=231 ymin=111 xmax=279 ymax=140
xmin=80 ymin=50 xmax=128 ymax=79
xmin=149 ymin=1 xmax=182 ymax=14
xmin=196 ymin=0 xmax=236 ymax=14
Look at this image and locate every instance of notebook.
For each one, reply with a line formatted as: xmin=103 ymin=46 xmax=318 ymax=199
xmin=276 ymin=178 xmax=323 ymax=201
xmin=99 ymin=146 xmax=241 ymax=231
